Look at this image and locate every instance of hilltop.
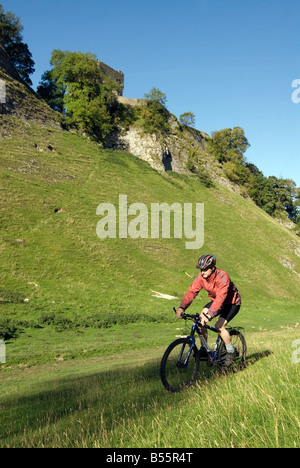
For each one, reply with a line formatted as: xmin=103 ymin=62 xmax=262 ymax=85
xmin=1 ymin=46 xmax=299 ymax=223
xmin=0 ymin=45 xmax=224 ymax=187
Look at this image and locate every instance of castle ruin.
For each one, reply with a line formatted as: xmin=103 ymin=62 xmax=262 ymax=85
xmin=98 ymin=61 xmax=124 ymax=96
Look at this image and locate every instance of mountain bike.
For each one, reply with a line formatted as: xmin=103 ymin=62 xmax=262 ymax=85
xmin=160 ymin=308 xmax=247 ymax=392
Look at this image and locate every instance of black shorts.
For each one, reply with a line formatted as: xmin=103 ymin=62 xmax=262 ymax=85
xmin=204 ymin=301 xmax=240 ymax=323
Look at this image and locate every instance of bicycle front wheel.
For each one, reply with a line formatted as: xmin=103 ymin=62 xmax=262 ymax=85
xmin=160 ymin=338 xmax=199 ymax=392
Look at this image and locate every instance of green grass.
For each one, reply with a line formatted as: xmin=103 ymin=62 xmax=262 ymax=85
xmin=0 ymin=120 xmax=299 ymax=447
xmin=0 ymin=123 xmax=299 ymax=320
xmin=0 ymin=327 xmax=299 ymax=448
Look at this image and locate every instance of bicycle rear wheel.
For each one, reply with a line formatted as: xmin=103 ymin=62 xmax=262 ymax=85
xmin=218 ymin=328 xmax=247 ymax=370
xmin=160 ymin=338 xmax=199 ymax=392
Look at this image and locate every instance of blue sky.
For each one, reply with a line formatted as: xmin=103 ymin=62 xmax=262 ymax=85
xmin=2 ymin=0 xmax=300 ymax=187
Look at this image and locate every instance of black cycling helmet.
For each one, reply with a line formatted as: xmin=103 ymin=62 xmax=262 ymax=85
xmin=196 ymin=254 xmax=216 ymax=270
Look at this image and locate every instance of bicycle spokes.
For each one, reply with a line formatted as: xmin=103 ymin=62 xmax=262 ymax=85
xmin=160 ymin=338 xmax=199 ymax=392
xmin=217 ymin=329 xmax=247 ymax=370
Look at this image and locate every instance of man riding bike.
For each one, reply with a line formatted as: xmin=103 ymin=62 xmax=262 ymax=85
xmin=176 ymin=254 xmax=241 ymax=367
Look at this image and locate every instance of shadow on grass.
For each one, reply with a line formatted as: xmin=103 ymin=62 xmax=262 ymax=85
xmin=219 ymin=349 xmax=273 ymax=375
xmin=195 ymin=349 xmax=273 ymax=383
xmin=0 ymin=357 xmax=177 ymax=446
xmin=245 ymin=349 xmax=273 ymax=366
xmin=0 ymin=350 xmax=273 ymax=447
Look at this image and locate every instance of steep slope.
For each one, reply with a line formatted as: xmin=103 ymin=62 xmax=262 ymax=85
xmin=0 ymin=46 xmax=61 ymax=137
xmin=0 ymin=50 xmax=299 ymax=330
xmin=104 ymin=104 xmax=236 ymax=193
xmin=0 ymin=123 xmax=299 ymax=330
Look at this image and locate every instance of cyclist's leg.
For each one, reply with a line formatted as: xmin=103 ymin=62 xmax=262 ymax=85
xmin=215 ymin=304 xmax=240 ymax=342
xmin=215 ymin=304 xmax=240 ymax=366
xmin=200 ymin=301 xmax=213 ymax=342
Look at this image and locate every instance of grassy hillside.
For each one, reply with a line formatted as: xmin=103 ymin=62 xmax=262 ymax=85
xmin=0 ymin=120 xmax=299 ymax=448
xmin=1 ymin=122 xmax=299 ymax=324
xmin=0 ymin=119 xmax=299 ymax=362
xmin=0 ymin=64 xmax=60 ymax=137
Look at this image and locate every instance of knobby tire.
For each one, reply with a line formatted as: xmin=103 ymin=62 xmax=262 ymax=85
xmin=160 ymin=338 xmax=200 ymax=393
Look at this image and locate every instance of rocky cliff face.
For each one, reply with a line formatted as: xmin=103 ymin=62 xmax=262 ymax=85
xmin=105 ymin=99 xmax=210 ymax=173
xmin=104 ymin=111 xmax=237 ymax=191
xmin=104 ymin=124 xmax=182 ymax=173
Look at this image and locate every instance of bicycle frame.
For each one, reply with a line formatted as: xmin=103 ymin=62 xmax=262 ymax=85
xmin=161 ymin=311 xmax=247 ymax=392
xmin=183 ymin=317 xmax=225 ymax=365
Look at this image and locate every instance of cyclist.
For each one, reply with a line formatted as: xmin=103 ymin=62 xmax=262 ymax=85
xmin=176 ymin=254 xmax=241 ymax=367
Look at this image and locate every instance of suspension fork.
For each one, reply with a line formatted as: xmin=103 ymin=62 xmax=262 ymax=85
xmin=179 ymin=324 xmax=197 ymax=366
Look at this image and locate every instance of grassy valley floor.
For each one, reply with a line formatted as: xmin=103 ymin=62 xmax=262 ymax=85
xmin=0 ymin=324 xmax=299 ymax=448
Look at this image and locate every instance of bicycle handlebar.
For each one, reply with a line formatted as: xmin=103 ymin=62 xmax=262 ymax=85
xmin=172 ymin=307 xmax=215 ymax=331
xmin=182 ymin=313 xmax=200 ymax=321
xmin=173 ymin=306 xmax=200 ymax=321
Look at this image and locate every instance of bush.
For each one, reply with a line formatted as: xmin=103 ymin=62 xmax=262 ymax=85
xmin=38 ymin=312 xmax=74 ymax=332
xmin=53 ymin=316 xmax=73 ymax=332
xmin=136 ymin=100 xmax=170 ymax=136
xmin=38 ymin=312 xmax=56 ymax=326
xmin=36 ymin=310 xmax=170 ymax=333
xmin=0 ymin=319 xmax=19 ymax=340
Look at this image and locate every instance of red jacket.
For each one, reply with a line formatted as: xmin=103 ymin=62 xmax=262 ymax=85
xmin=179 ymin=268 xmax=241 ymax=318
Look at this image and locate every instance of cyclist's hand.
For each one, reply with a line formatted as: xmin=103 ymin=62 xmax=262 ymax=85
xmin=176 ymin=307 xmax=184 ymax=319
xmin=200 ymin=312 xmax=210 ymax=327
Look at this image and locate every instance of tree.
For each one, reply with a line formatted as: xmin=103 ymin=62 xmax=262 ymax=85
xmin=0 ymin=4 xmax=35 ymax=85
xmin=36 ymin=70 xmax=64 ymax=113
xmin=136 ymin=87 xmax=170 ymax=135
xmin=208 ymin=127 xmax=250 ymax=164
xmin=144 ymin=87 xmax=167 ymax=107
xmin=294 ymin=187 xmax=300 ymax=224
xmin=269 ymin=177 xmax=297 ymax=220
xmin=179 ymin=111 xmax=196 ymax=127
xmin=40 ymin=50 xmax=120 ymax=139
